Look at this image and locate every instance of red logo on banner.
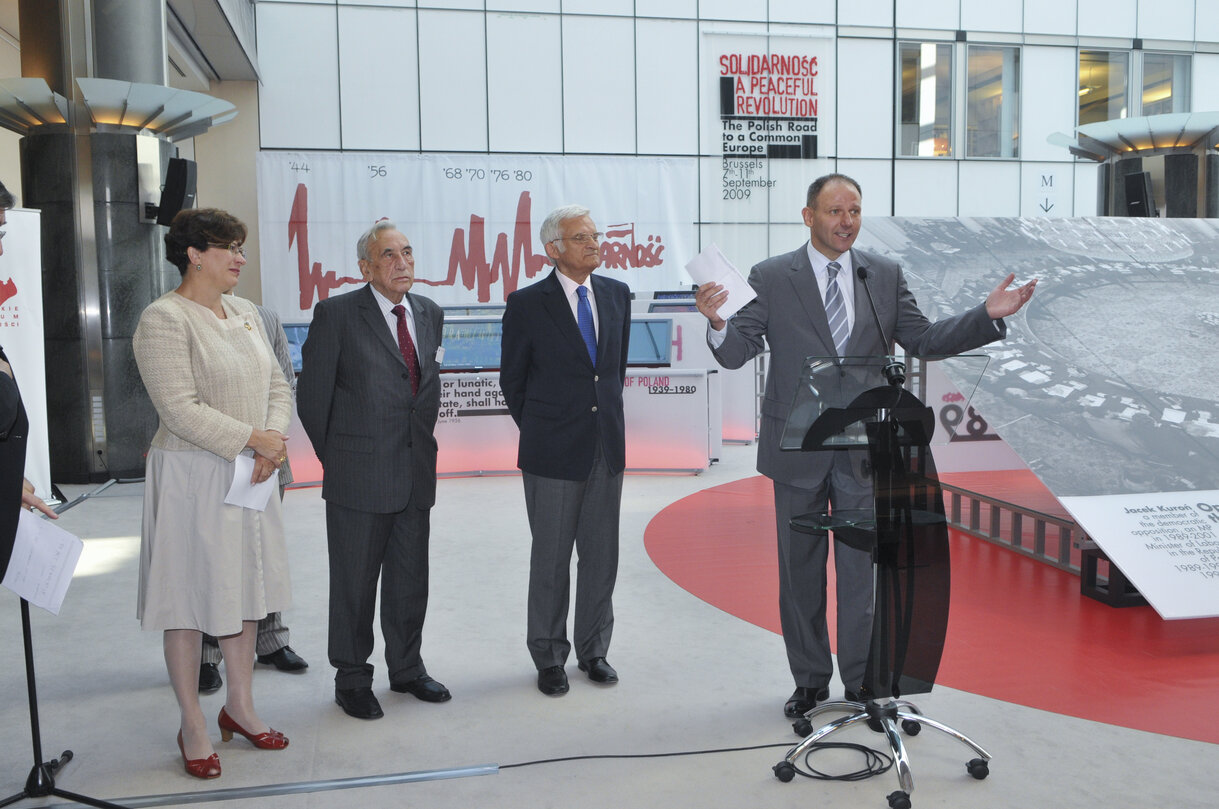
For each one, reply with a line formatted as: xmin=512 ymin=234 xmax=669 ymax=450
xmin=0 ymin=278 xmax=15 ymax=306
xmin=288 ymin=184 xmax=672 ymax=308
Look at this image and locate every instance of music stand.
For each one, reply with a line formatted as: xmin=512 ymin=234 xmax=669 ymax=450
xmin=770 ymin=355 xmax=992 ymax=809
xmin=2 ymin=488 xmax=129 ymax=809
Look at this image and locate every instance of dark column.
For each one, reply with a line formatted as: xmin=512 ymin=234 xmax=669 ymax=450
xmin=1205 ymin=155 xmax=1219 ymax=218
xmin=1096 ymin=162 xmax=1111 ymax=216
xmin=18 ymin=0 xmax=173 ymax=481
xmin=1163 ymin=154 xmax=1198 ymax=218
xmin=1113 ymin=157 xmax=1144 ymax=217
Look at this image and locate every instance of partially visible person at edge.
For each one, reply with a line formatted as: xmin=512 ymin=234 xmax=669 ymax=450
xmin=133 ymin=208 xmax=293 ymax=779
xmin=0 ymin=178 xmax=56 ymax=581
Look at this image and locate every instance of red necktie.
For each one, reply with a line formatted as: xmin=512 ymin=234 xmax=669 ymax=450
xmin=391 ymin=304 xmax=420 ymax=395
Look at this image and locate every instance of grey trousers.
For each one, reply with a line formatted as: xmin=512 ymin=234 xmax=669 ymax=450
xmin=773 ymin=451 xmax=875 ymax=691
xmin=523 ymin=444 xmax=623 ymax=670
xmin=202 ymin=612 xmax=290 ymax=664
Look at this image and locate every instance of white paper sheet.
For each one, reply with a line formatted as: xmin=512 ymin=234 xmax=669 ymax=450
xmin=2 ymin=510 xmax=83 ymax=614
xmin=224 ymin=455 xmax=278 ymax=512
xmin=683 ymin=243 xmax=756 ymax=321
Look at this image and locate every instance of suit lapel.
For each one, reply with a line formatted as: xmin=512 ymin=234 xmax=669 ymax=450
xmin=785 ymin=244 xmax=837 ymax=354
xmin=357 ymin=284 xmax=408 ymax=369
xmin=847 ymin=248 xmax=872 ymax=354
xmin=540 ymin=270 xmax=594 ymax=369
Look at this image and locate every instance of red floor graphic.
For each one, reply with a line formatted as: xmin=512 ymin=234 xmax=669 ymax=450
xmin=644 ymin=474 xmax=1219 ymax=744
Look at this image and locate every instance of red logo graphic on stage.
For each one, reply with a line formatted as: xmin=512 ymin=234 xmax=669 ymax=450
xmin=288 ymin=184 xmax=670 ymax=308
xmin=0 ymin=278 xmax=16 ymax=307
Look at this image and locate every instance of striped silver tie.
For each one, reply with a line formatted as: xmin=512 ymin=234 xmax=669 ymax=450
xmin=824 ymin=260 xmax=850 ymax=357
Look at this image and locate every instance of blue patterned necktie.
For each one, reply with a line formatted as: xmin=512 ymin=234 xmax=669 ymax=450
xmin=824 ymin=261 xmax=849 ymax=358
xmin=576 ymin=285 xmax=597 ymax=365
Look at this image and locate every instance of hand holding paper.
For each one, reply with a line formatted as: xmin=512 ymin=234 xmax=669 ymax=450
xmin=685 ymin=243 xmax=756 ymax=328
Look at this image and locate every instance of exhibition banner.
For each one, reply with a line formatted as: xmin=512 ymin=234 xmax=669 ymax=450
xmin=257 ymin=152 xmax=698 ymax=318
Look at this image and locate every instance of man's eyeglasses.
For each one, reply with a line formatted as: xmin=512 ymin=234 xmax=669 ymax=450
xmin=209 ymin=242 xmax=247 ymax=257
xmin=552 ymin=232 xmax=603 ymax=245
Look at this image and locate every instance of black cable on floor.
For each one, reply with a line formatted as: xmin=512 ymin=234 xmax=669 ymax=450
xmin=500 ymin=739 xmax=892 ymax=782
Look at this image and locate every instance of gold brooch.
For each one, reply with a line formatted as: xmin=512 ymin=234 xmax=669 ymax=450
xmin=244 ymin=321 xmax=253 ymax=331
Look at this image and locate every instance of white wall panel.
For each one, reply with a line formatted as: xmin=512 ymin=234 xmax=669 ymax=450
xmin=338 ymin=6 xmax=419 ymax=151
xmin=838 ymin=0 xmax=893 ymax=28
xmin=486 ymin=14 xmax=562 ymax=153
xmin=836 ymin=158 xmax=894 ymax=216
xmin=1020 ymin=162 xmax=1074 ymax=218
xmin=1192 ymin=54 xmax=1219 ymax=111
xmin=635 ymin=0 xmax=697 ymax=18
xmin=1199 ymin=3 xmax=1219 ymax=44
xmin=837 ymin=38 xmax=893 ymax=160
xmin=636 ymin=19 xmax=698 ymax=154
xmin=769 ymin=0 xmax=834 ymax=25
xmin=487 ymin=2 xmax=558 ymax=12
xmin=893 ymin=160 xmax=959 ymax=216
xmin=1021 ymin=46 xmax=1080 ymax=163
xmin=896 ymin=0 xmax=958 ymax=32
xmin=1022 ymin=0 xmax=1077 ymax=35
xmin=257 ymin=3 xmax=340 ymax=149
xmin=339 ymin=1 xmax=417 ymax=7
xmin=418 ymin=10 xmax=488 ymax=152
xmin=562 ymin=16 xmax=635 ymax=153
xmin=415 ymin=0 xmax=481 ymax=9
xmin=699 ymin=0 xmax=767 ymax=22
xmin=562 ymin=0 xmax=633 ymax=15
xmin=961 ymin=0 xmax=1021 ymax=34
xmin=1072 ymin=162 xmax=1099 ymax=216
xmin=958 ymin=162 xmax=1020 ymax=216
xmin=1136 ymin=0 xmax=1194 ymax=41
xmin=1077 ymin=0 xmax=1136 ymax=39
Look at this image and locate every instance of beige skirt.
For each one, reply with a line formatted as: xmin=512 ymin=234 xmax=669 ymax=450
xmin=137 ymin=447 xmax=292 ymax=635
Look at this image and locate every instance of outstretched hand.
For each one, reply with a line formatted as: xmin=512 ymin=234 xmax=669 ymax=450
xmin=985 ymin=273 xmax=1037 ymax=319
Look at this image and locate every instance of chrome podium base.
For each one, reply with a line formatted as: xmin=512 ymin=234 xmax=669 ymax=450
xmin=772 ymin=698 xmax=992 ymax=809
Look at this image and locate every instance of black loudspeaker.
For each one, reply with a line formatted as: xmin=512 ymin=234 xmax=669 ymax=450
xmin=1123 ymin=171 xmax=1156 ymax=217
xmin=156 ymin=157 xmax=197 ymax=225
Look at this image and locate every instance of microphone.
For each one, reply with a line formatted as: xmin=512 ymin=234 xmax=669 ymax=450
xmin=856 ymin=266 xmax=905 ymax=387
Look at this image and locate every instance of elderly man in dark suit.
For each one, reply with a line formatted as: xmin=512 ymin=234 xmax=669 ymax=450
xmin=298 ymin=220 xmax=448 ymax=720
xmin=696 ymin=173 xmax=1036 ymax=719
xmin=500 ymin=204 xmax=632 ymax=697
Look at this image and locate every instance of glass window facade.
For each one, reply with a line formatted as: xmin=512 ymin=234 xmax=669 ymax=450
xmin=899 ymin=42 xmax=953 ymax=157
xmin=1142 ymin=53 xmax=1190 ymax=116
xmin=967 ymin=45 xmax=1020 ymax=158
xmin=1079 ymin=50 xmax=1129 ymax=125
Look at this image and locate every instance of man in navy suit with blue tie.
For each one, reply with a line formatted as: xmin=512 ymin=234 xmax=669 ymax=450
xmin=500 ymin=204 xmax=632 ymax=697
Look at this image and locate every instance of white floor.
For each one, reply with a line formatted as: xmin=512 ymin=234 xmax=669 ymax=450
xmin=1 ymin=445 xmax=1211 ymax=809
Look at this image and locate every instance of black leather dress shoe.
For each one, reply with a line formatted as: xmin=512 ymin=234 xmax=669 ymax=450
xmin=783 ymin=685 xmax=830 ymax=718
xmin=335 ymin=687 xmax=383 ymax=719
xmin=537 ymin=665 xmax=569 ymax=696
xmin=389 ymin=674 xmax=451 ymax=703
xmin=198 ymin=663 xmax=222 ymax=694
xmin=257 ymin=646 xmax=309 ymax=672
xmin=577 ymin=657 xmax=618 ymax=685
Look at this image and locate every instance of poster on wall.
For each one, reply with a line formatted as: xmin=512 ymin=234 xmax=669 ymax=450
xmin=700 ymin=30 xmax=835 ymax=220
xmin=257 ymin=152 xmax=698 ymax=319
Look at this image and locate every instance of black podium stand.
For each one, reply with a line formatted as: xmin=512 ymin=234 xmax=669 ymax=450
xmin=770 ymin=356 xmax=991 ymax=809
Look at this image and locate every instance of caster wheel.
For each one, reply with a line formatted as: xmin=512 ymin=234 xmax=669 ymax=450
xmin=967 ymin=758 xmax=990 ymax=780
xmin=773 ymin=761 xmax=796 ymax=782
xmin=901 ymin=719 xmax=921 ymax=736
xmin=793 ymin=718 xmax=813 ymax=737
xmin=886 ymin=789 xmax=912 ymax=809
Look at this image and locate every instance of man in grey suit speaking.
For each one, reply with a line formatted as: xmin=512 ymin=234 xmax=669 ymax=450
xmin=298 ymin=221 xmax=449 ymax=720
xmin=696 ymin=174 xmax=1036 ymax=720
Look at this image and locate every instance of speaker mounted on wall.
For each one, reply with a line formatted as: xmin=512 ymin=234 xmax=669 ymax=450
xmin=154 ymin=157 xmax=197 ymax=226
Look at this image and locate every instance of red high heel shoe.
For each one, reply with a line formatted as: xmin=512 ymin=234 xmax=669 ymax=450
xmin=177 ymin=730 xmax=221 ymax=779
xmin=217 ymin=706 xmax=289 ymax=750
